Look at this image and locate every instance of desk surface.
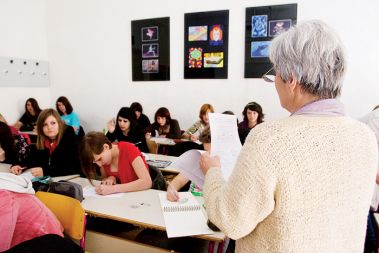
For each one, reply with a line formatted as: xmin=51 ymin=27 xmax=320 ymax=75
xmin=71 ymin=177 xmax=224 ymax=242
xmin=144 ymin=153 xmax=179 ymax=174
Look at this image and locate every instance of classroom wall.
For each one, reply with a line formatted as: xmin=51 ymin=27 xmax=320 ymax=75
xmin=1 ymin=0 xmax=378 ymax=131
xmin=0 ymin=0 xmax=51 ymax=124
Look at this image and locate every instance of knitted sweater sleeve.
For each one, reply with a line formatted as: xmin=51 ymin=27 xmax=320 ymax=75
xmin=203 ymin=129 xmax=277 ymax=239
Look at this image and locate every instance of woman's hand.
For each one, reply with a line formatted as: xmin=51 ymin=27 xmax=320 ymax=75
xmin=200 ymin=152 xmax=221 ymax=175
xmin=107 ymin=118 xmax=116 ymax=133
xmin=95 ymin=184 xmax=115 ymax=195
xmin=31 ymin=167 xmax=43 ymax=177
xmin=10 ymin=165 xmax=23 ymax=175
xmin=101 ymin=176 xmax=116 ymax=185
xmin=190 ymin=134 xmax=198 ymax=141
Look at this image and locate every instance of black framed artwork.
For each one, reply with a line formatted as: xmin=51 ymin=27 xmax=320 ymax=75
xmin=131 ymin=17 xmax=170 ymax=81
xmin=184 ymin=10 xmax=229 ymax=79
xmin=244 ymin=4 xmax=297 ymax=78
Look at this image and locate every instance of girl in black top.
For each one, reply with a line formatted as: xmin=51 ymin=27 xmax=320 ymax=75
xmin=146 ymin=107 xmax=181 ymax=139
xmin=14 ymin=98 xmax=42 ymax=131
xmin=130 ymin=102 xmax=151 ymax=131
xmin=106 ymin=107 xmax=148 ymax=152
xmin=10 ymin=109 xmax=81 ymax=177
xmin=0 ymin=121 xmax=17 ymax=164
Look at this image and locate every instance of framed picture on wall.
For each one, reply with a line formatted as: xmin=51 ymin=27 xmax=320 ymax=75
xmin=184 ymin=10 xmax=229 ymax=79
xmin=244 ymin=4 xmax=297 ymax=78
xmin=131 ymin=17 xmax=170 ymax=81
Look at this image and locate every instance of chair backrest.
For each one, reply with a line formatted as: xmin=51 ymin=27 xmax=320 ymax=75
xmin=148 ymin=165 xmax=167 ymax=191
xmin=36 ymin=191 xmax=86 ymax=250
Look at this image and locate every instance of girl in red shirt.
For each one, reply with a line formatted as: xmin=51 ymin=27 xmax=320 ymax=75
xmin=80 ymin=132 xmax=151 ymax=195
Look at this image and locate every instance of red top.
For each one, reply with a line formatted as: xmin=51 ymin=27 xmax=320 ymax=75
xmin=103 ymin=142 xmax=149 ymax=184
xmin=0 ymin=191 xmax=63 ymax=251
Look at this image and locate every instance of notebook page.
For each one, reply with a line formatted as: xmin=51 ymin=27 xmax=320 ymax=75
xmin=158 ymin=192 xmax=214 ymax=238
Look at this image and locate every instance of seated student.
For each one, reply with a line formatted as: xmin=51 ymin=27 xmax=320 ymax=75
xmin=0 ymin=117 xmax=30 ymax=165
xmin=56 ymin=96 xmax=80 ymax=135
xmin=167 ymin=126 xmax=211 ymax=201
xmin=182 ymin=103 xmax=214 ymax=141
xmin=237 ymin=102 xmax=264 ymax=144
xmin=0 ymin=121 xmax=17 ymax=164
xmin=79 ymin=132 xmax=152 ymax=195
xmin=146 ymin=107 xmax=181 ymax=139
xmin=130 ymin=102 xmax=151 ymax=131
xmin=0 ymin=173 xmax=63 ymax=252
xmin=10 ymin=109 xmax=81 ymax=177
xmin=14 ymin=98 xmax=42 ymax=132
xmin=106 ymin=107 xmax=148 ymax=152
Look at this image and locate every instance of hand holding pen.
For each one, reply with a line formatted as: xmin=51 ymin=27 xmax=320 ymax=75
xmin=166 ymin=182 xmax=180 ymax=202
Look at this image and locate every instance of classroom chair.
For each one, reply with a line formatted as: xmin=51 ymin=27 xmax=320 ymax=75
xmin=35 ymin=191 xmax=87 ymax=252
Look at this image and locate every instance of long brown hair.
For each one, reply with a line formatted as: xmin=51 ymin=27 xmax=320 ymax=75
xmin=35 ymin=109 xmax=65 ymax=150
xmin=79 ymin=131 xmax=112 ymax=178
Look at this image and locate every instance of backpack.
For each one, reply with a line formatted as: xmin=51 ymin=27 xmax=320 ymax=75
xmin=33 ymin=178 xmax=84 ymax=202
xmin=48 ymin=180 xmax=84 ymax=202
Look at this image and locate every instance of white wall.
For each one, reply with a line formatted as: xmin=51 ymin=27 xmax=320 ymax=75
xmin=1 ymin=0 xmax=378 ymax=131
xmin=0 ymin=0 xmax=50 ymax=124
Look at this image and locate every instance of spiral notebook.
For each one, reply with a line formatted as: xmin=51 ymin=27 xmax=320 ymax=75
xmin=158 ymin=192 xmax=214 ymax=238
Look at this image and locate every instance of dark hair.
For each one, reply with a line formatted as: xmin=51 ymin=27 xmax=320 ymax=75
xmin=25 ymin=98 xmax=42 ymax=117
xmin=242 ymin=102 xmax=264 ymax=124
xmin=154 ymin=107 xmax=171 ymax=125
xmin=79 ymin=132 xmax=112 ymax=179
xmin=199 ymin=126 xmax=211 ymax=144
xmin=130 ymin=102 xmax=143 ymax=113
xmin=0 ymin=122 xmax=16 ymax=163
xmin=222 ymin=110 xmax=235 ymax=115
xmin=35 ymin=109 xmax=65 ymax=150
xmin=56 ymin=96 xmax=73 ymax=115
xmin=114 ymin=107 xmax=137 ymax=135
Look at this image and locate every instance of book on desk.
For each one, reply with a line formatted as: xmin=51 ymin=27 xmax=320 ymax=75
xmin=158 ymin=192 xmax=214 ymax=238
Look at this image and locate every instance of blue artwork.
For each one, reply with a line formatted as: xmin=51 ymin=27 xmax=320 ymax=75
xmin=251 ymin=41 xmax=271 ymax=58
xmin=252 ymin=15 xmax=267 ymax=38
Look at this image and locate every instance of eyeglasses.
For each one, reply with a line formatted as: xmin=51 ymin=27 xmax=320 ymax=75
xmin=262 ymin=67 xmax=275 ymax=83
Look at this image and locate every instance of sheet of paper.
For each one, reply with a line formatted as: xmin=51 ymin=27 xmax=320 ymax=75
xmin=20 ymin=169 xmax=35 ymax=181
xmin=209 ymin=113 xmax=242 ymax=180
xmin=158 ymin=192 xmax=214 ymax=238
xmin=167 ymin=149 xmax=205 ymax=188
xmin=83 ymin=185 xmax=124 ymax=198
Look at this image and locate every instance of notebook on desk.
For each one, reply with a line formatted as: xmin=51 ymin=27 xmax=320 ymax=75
xmin=158 ymin=192 xmax=214 ymax=238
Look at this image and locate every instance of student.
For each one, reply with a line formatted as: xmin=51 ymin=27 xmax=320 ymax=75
xmin=56 ymin=96 xmax=80 ymax=135
xmin=0 ymin=173 xmax=63 ymax=251
xmin=200 ymin=20 xmax=378 ymax=252
xmin=0 ymin=121 xmax=17 ymax=164
xmin=106 ymin=107 xmax=148 ymax=152
xmin=79 ymin=132 xmax=152 ymax=195
xmin=167 ymin=126 xmax=211 ymax=201
xmin=10 ymin=109 xmax=81 ymax=177
xmin=146 ymin=107 xmax=181 ymax=139
xmin=130 ymin=102 xmax=151 ymax=131
xmin=182 ymin=103 xmax=214 ymax=141
xmin=238 ymin=102 xmax=264 ymax=144
xmin=0 ymin=115 xmax=31 ymax=164
xmin=14 ymin=98 xmax=42 ymax=131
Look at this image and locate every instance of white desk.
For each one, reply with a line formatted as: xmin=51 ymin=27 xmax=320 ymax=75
xmin=71 ymin=177 xmax=224 ymax=242
xmin=144 ymin=153 xmax=179 ymax=174
xmin=150 ymin=137 xmax=176 ymax=146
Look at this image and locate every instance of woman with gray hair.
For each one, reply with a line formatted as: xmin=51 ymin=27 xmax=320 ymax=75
xmin=200 ymin=20 xmax=378 ymax=253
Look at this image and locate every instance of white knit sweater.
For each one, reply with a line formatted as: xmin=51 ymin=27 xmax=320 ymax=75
xmin=204 ymin=115 xmax=378 ymax=253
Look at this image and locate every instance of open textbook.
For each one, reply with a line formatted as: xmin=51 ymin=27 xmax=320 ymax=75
xmin=158 ymin=192 xmax=214 ymax=238
xmin=166 ymin=113 xmax=242 ymax=187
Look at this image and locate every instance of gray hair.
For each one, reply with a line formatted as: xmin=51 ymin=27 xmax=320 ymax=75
xmin=269 ymin=20 xmax=346 ymax=98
